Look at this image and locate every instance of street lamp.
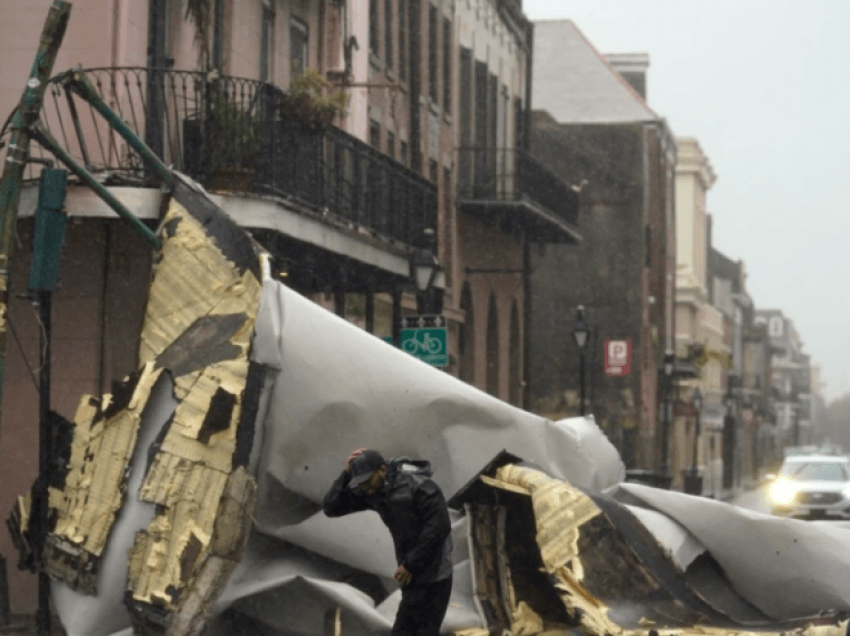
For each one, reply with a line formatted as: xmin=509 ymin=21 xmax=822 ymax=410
xmin=723 ymin=372 xmax=739 ymax=490
xmin=659 ymin=350 xmax=675 ymax=476
xmin=684 ymin=387 xmax=703 ymax=495
xmin=571 ymin=306 xmax=590 ymax=416
xmin=691 ymin=387 xmax=703 ymax=473
xmin=410 ymin=248 xmax=442 ymax=314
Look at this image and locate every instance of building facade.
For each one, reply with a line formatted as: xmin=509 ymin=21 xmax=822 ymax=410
xmin=528 ymin=21 xmax=677 ymax=470
xmin=672 ymin=138 xmax=726 ymax=491
xmin=0 ymin=0 xmax=580 ymax=612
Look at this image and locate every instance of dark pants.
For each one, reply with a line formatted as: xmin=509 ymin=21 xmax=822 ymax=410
xmin=391 ymin=575 xmax=452 ymax=636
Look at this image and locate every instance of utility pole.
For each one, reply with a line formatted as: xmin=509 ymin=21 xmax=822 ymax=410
xmin=0 ymin=4 xmax=72 ymax=629
xmin=0 ymin=0 xmax=72 ymax=430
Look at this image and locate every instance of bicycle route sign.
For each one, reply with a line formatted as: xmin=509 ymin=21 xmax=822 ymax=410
xmin=401 ymin=315 xmax=448 ymax=367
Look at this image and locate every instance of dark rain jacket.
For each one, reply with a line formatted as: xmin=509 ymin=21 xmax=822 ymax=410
xmin=322 ymin=459 xmax=453 ymax=586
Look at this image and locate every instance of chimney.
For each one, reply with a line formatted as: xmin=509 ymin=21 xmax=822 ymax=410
xmin=604 ymin=53 xmax=650 ymax=100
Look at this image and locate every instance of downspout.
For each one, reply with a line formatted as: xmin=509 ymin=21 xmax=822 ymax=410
xmin=99 ymin=220 xmax=111 ymax=394
xmin=521 ymin=20 xmax=534 ymax=410
xmin=318 ymin=0 xmax=326 ymax=73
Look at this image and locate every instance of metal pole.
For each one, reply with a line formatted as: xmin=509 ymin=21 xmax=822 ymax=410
xmin=691 ymin=410 xmax=700 ymax=473
xmin=29 ymin=123 xmax=159 ymax=248
xmin=35 ymin=292 xmax=52 ymax=636
xmin=579 ymin=350 xmax=586 ymax=416
xmin=0 ymin=0 xmax=72 ymax=438
xmin=660 ymin=378 xmax=670 ymax=476
xmin=392 ymin=286 xmax=402 ymax=347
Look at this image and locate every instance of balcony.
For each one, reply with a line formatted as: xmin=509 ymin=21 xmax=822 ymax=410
xmin=456 ymin=147 xmax=580 ymax=243
xmin=34 ymin=67 xmax=436 ymax=249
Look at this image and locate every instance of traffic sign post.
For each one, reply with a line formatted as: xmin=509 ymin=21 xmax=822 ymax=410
xmin=400 ymin=315 xmax=448 ymax=367
xmin=604 ymin=339 xmax=631 ymax=376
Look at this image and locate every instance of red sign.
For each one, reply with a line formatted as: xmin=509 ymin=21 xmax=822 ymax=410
xmin=604 ymin=339 xmax=631 ymax=376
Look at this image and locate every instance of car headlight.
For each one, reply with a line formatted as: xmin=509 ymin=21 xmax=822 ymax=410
xmin=768 ymin=477 xmax=798 ymax=506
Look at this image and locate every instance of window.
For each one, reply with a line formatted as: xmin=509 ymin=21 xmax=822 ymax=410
xmin=645 ymin=225 xmax=652 ymax=268
xmin=212 ymin=0 xmax=225 ymax=70
xmin=260 ymin=0 xmax=275 ymax=82
xmin=428 ymin=3 xmax=438 ymax=103
xmin=429 ymin=159 xmax=438 ymax=184
xmin=442 ymin=18 xmax=452 ymax=112
xmin=385 ymin=0 xmax=393 ymax=69
xmin=387 ymin=131 xmax=395 ymax=159
xmin=370 ymin=0 xmax=379 ymax=55
xmin=486 ymin=293 xmax=500 ymax=397
xmin=370 ymin=120 xmax=381 ymax=149
xmin=398 ymin=0 xmax=407 ymax=81
xmin=400 ymin=140 xmax=408 ymax=167
xmin=769 ymin=316 xmax=783 ymax=337
xmin=290 ymin=17 xmax=308 ymax=78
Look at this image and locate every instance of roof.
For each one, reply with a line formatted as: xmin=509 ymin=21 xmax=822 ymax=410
xmin=532 ymin=20 xmax=660 ymax=124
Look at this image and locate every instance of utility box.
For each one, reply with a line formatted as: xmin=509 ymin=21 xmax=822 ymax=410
xmin=29 ymin=167 xmax=68 ymax=292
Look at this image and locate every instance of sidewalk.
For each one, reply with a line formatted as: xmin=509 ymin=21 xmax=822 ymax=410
xmin=0 ymin=615 xmax=65 ymax=636
xmin=702 ymin=477 xmax=763 ymax=503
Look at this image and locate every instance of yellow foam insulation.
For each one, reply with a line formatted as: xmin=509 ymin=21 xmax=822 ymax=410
xmin=138 ymin=200 xmax=260 ymax=400
xmin=50 ymin=362 xmax=162 ymax=555
xmin=480 ymin=464 xmax=849 ymax=636
xmin=127 ymin=199 xmax=261 ymax=617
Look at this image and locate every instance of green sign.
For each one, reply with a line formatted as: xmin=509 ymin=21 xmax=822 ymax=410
xmin=401 ymin=328 xmax=448 ymax=367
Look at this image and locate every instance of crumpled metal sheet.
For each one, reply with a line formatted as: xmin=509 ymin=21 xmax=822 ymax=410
xmin=605 ymin=483 xmax=850 ymax=621
xmin=468 ymin=463 xmax=849 ymax=636
xmin=24 ymin=175 xmax=849 ymax=636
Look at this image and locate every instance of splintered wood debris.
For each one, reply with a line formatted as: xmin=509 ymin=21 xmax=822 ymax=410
xmin=126 ymin=199 xmax=262 ymax=635
xmin=456 ymin=464 xmax=850 ymax=636
xmin=6 ymin=197 xmax=265 ymax=636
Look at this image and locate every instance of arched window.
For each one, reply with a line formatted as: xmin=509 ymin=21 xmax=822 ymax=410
xmin=486 ymin=292 xmax=500 ymax=397
xmin=459 ymin=283 xmax=474 ymax=383
xmin=509 ymin=301 xmax=521 ymax=406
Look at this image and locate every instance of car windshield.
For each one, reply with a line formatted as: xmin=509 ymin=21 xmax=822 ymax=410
xmin=784 ymin=462 xmax=850 ymax=481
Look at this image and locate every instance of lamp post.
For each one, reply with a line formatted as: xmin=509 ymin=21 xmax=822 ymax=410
xmin=659 ymin=350 xmax=675 ymax=476
xmin=723 ymin=372 xmax=739 ymax=490
xmin=684 ymin=387 xmax=703 ymax=495
xmin=410 ymin=248 xmax=441 ymax=315
xmin=571 ymin=306 xmax=590 ymax=416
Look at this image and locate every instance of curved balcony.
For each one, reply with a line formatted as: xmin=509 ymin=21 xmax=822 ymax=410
xmin=21 ymin=67 xmax=436 ymax=249
xmin=456 ymin=147 xmax=581 ymax=243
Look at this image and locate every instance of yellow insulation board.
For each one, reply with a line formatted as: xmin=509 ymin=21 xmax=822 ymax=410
xmin=128 ymin=198 xmax=261 ymax=612
xmin=50 ymin=363 xmax=162 ymax=556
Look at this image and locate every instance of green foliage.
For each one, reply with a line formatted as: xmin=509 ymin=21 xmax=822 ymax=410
xmin=185 ymin=0 xmax=213 ymax=71
xmin=281 ymin=69 xmax=348 ymax=129
xmin=207 ymin=86 xmax=260 ymax=166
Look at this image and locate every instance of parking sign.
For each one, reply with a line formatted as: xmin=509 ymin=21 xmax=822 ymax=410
xmin=605 ymin=339 xmax=631 ymax=376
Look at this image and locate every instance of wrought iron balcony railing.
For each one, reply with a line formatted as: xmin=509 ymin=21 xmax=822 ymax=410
xmin=456 ymin=147 xmax=579 ymax=231
xmin=12 ymin=67 xmax=436 ymax=248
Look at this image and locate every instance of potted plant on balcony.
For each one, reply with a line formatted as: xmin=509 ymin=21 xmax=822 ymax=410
xmin=280 ymin=68 xmax=348 ymax=130
xmin=205 ymin=83 xmax=261 ymax=191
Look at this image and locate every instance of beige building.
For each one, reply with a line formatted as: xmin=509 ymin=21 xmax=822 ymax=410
xmin=672 ymin=137 xmax=728 ymax=492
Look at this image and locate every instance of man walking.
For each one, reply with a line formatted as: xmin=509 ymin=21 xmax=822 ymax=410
xmin=323 ymin=448 xmax=453 ymax=636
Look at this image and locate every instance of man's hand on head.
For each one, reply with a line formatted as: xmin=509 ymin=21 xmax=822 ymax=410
xmin=344 ymin=448 xmax=367 ymax=473
xmin=393 ymin=565 xmax=412 ymax=586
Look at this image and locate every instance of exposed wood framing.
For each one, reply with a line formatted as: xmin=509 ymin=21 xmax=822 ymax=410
xmin=6 ymin=195 xmax=266 ymax=635
xmin=124 ymin=199 xmax=262 ymax=634
xmin=459 ymin=464 xmax=850 ymax=636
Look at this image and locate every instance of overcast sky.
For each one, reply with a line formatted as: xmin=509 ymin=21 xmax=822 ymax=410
xmin=523 ymin=0 xmax=850 ymax=402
